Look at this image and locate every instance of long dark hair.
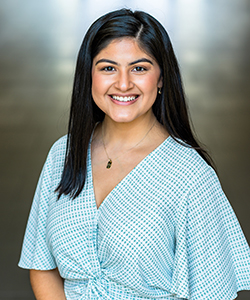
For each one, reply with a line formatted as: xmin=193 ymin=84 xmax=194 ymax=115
xmin=56 ymin=8 xmax=214 ymax=199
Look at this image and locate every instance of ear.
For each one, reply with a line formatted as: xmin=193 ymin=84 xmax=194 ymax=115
xmin=158 ymin=76 xmax=163 ymax=88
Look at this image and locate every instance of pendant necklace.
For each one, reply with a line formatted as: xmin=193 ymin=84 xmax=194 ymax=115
xmin=101 ymin=119 xmax=156 ymax=169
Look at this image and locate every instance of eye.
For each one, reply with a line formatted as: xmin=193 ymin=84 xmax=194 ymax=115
xmin=132 ymin=66 xmax=147 ymax=72
xmin=102 ymin=66 xmax=115 ymax=72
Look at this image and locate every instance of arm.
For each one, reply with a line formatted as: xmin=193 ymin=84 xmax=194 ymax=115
xmin=30 ymin=268 xmax=66 ymax=300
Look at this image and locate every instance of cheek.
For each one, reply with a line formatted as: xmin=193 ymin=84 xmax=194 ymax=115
xmin=91 ymin=73 xmax=102 ymax=96
xmin=137 ymin=75 xmax=159 ymax=95
xmin=91 ymin=74 xmax=112 ymax=113
xmin=92 ymin=73 xmax=113 ymax=97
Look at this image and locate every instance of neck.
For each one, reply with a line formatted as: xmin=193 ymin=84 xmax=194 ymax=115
xmin=102 ymin=113 xmax=157 ymax=148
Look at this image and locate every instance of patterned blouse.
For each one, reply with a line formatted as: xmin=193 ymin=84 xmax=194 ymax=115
xmin=19 ymin=135 xmax=250 ymax=299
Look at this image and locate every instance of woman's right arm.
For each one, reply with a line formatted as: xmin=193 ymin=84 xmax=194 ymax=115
xmin=30 ymin=268 xmax=66 ymax=300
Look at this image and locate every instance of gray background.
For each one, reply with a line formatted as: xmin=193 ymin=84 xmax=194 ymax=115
xmin=0 ymin=0 xmax=249 ymax=299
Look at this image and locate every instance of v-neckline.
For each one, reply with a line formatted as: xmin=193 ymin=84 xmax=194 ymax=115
xmin=88 ymin=134 xmax=172 ymax=212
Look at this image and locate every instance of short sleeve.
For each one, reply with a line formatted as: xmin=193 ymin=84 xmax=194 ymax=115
xmin=18 ymin=146 xmax=57 ymax=270
xmin=171 ymin=167 xmax=250 ymax=299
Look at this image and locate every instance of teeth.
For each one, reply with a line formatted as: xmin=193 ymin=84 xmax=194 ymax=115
xmin=112 ymin=95 xmax=137 ymax=102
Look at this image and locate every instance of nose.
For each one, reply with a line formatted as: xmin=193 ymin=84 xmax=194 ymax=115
xmin=114 ymin=70 xmax=134 ymax=91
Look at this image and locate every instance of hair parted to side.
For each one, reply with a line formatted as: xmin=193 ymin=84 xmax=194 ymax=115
xmin=56 ymin=8 xmax=214 ymax=200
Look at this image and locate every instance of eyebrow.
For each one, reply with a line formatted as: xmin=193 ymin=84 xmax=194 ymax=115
xmin=95 ymin=58 xmax=154 ymax=66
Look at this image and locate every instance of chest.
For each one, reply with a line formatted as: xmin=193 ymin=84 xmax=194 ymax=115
xmin=91 ymin=135 xmax=169 ymax=210
xmin=46 ymin=171 xmax=177 ymax=268
xmin=92 ymin=152 xmax=147 ymax=209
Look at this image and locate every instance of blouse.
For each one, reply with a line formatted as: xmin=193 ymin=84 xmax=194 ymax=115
xmin=18 ymin=135 xmax=250 ymax=299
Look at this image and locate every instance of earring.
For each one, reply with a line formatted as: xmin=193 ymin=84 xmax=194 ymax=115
xmin=158 ymin=87 xmax=162 ymax=94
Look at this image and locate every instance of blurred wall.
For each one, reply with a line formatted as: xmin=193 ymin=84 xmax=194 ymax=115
xmin=0 ymin=0 xmax=249 ymax=299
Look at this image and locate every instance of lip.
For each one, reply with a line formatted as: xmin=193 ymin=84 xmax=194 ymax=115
xmin=109 ymin=94 xmax=140 ymax=106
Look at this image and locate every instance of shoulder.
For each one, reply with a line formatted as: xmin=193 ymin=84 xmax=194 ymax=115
xmin=48 ymin=135 xmax=68 ymax=157
xmin=45 ymin=135 xmax=68 ymax=165
xmin=156 ymin=136 xmax=216 ymax=189
xmin=163 ymin=138 xmax=225 ymax=206
xmin=42 ymin=135 xmax=68 ymax=175
xmin=152 ymin=137 xmax=220 ymax=197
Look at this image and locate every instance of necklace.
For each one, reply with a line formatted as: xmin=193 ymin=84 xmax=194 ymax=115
xmin=101 ymin=119 xmax=156 ymax=169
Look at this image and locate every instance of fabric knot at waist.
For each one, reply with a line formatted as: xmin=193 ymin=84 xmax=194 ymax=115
xmin=85 ymin=273 xmax=111 ymax=300
xmin=64 ymin=272 xmax=111 ymax=299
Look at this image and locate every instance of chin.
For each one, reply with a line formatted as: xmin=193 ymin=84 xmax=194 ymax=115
xmin=112 ymin=118 xmax=134 ymax=124
xmin=108 ymin=114 xmax=137 ymax=123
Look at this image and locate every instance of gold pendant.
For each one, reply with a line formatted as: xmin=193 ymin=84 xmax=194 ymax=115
xmin=106 ymin=159 xmax=112 ymax=169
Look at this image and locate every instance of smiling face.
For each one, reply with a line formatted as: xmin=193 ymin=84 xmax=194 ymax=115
xmin=91 ymin=38 xmax=162 ymax=124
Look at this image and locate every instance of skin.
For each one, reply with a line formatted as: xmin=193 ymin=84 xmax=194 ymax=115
xmin=91 ymin=38 xmax=169 ymax=208
xmin=29 ymin=37 xmax=168 ymax=300
xmin=30 ymin=268 xmax=66 ymax=299
xmin=91 ymin=38 xmax=163 ymax=124
xmin=30 ymin=38 xmax=232 ymax=299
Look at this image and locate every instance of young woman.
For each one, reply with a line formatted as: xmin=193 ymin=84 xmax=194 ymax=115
xmin=19 ymin=9 xmax=250 ymax=300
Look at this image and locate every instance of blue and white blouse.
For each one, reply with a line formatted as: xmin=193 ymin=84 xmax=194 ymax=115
xmin=19 ymin=135 xmax=250 ymax=299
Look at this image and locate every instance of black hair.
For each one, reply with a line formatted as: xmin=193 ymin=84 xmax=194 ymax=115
xmin=56 ymin=8 xmax=214 ymax=199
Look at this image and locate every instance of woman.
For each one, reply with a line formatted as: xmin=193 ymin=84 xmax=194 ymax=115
xmin=18 ymin=9 xmax=250 ymax=300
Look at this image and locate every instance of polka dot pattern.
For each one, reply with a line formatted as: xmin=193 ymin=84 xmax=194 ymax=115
xmin=19 ymin=135 xmax=250 ymax=299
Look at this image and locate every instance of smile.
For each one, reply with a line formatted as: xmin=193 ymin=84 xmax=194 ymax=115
xmin=111 ymin=95 xmax=139 ymax=102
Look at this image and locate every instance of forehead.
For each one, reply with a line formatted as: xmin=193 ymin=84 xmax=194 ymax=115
xmin=93 ymin=38 xmax=154 ymax=62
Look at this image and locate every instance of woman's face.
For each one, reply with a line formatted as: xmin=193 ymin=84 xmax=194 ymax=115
xmin=91 ymin=38 xmax=162 ymax=124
